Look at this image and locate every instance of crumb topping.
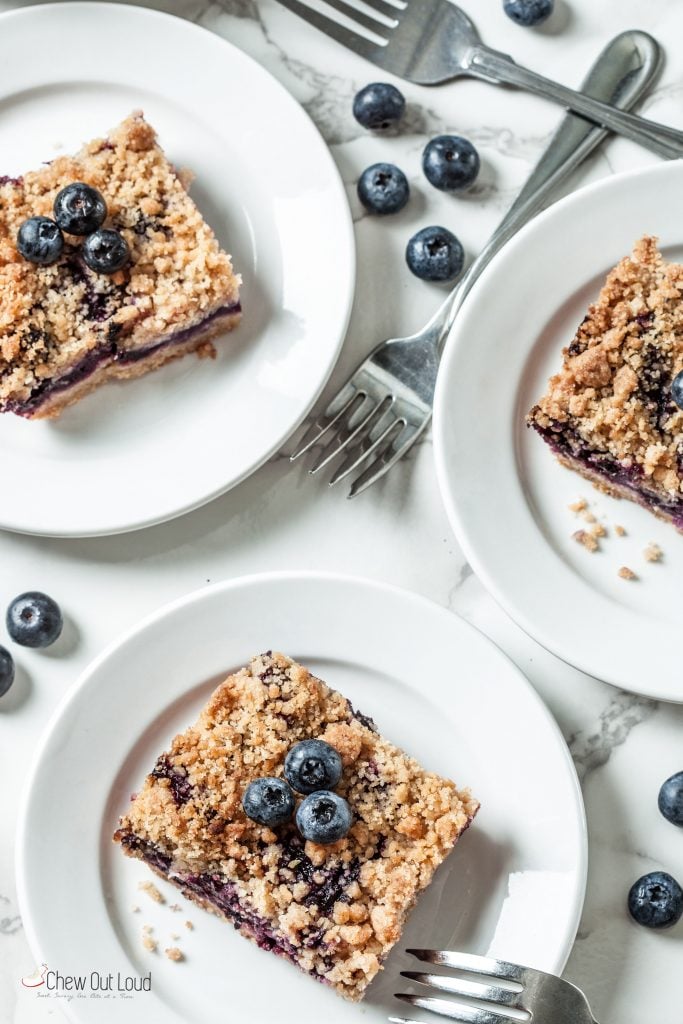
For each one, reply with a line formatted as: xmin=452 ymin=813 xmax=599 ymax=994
xmin=165 ymin=947 xmax=184 ymax=962
xmin=529 ymin=237 xmax=683 ymax=503
xmin=615 ymin=524 xmax=627 ymax=536
xmin=115 ymin=653 xmax=478 ymax=1000
xmin=0 ymin=111 xmax=240 ymax=407
xmin=618 ymin=566 xmax=637 ymax=580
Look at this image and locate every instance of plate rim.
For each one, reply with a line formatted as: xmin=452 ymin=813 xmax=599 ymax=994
xmin=16 ymin=569 xmax=588 ymax=1020
xmin=0 ymin=2 xmax=355 ymax=538
xmin=433 ymin=160 xmax=683 ymax=702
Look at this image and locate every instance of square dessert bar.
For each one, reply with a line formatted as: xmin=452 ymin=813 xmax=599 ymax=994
xmin=0 ymin=111 xmax=241 ymax=418
xmin=114 ymin=652 xmax=478 ymax=1001
xmin=528 ymin=237 xmax=683 ymax=529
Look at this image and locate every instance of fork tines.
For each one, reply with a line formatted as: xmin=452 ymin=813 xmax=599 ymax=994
xmin=393 ymin=950 xmax=531 ymax=1024
xmin=275 ymin=0 xmax=397 ymax=56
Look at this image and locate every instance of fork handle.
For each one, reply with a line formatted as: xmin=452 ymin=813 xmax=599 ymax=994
xmin=468 ymin=45 xmax=683 ymax=158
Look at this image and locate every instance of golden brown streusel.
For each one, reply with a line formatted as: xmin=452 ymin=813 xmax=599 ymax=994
xmin=114 ymin=653 xmax=478 ymax=1002
xmin=0 ymin=111 xmax=241 ymax=418
xmin=528 ymin=238 xmax=683 ymax=531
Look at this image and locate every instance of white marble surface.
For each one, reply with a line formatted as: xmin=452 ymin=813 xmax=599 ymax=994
xmin=1 ymin=0 xmax=683 ymax=1021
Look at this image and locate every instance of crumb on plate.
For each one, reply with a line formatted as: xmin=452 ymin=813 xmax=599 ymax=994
xmin=573 ymin=529 xmax=599 ymax=552
xmin=165 ymin=947 xmax=184 ymax=962
xmin=184 ymin=920 xmax=194 ymax=930
xmin=169 ymin=903 xmax=182 ymax=913
xmin=615 ymin=525 xmax=626 ymax=537
xmin=138 ymin=881 xmax=165 ymax=904
xmin=644 ymin=543 xmax=663 ymax=563
xmin=142 ymin=933 xmax=157 ymax=953
xmin=568 ymin=498 xmax=588 ymax=514
xmin=618 ymin=566 xmax=637 ymax=580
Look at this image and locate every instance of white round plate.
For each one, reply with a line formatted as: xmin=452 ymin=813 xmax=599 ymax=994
xmin=17 ymin=573 xmax=586 ymax=1024
xmin=0 ymin=4 xmax=354 ymax=537
xmin=434 ymin=161 xmax=683 ymax=702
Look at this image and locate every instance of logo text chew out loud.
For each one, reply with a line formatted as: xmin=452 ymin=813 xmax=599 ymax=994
xmin=44 ymin=970 xmax=151 ymax=993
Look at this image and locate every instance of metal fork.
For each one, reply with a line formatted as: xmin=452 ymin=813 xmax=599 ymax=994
xmin=392 ymin=949 xmax=597 ymax=1023
xmin=289 ymin=29 xmax=664 ymax=496
xmin=275 ymin=0 xmax=683 ymax=158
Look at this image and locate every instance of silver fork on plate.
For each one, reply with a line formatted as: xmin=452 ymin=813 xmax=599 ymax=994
xmin=392 ymin=949 xmax=598 ymax=1024
xmin=289 ymin=29 xmax=665 ymax=496
xmin=275 ymin=0 xmax=683 ymax=157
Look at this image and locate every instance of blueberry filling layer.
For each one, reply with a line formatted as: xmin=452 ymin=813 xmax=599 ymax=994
xmin=115 ymin=830 xmax=338 ymax=978
xmin=4 ymin=302 xmax=241 ymax=415
xmin=533 ymin=419 xmax=683 ymax=529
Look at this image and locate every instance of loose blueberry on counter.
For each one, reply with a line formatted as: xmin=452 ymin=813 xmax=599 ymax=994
xmin=6 ymin=592 xmax=63 ymax=649
xmin=658 ymin=771 xmax=683 ymax=826
xmin=627 ymin=871 xmax=683 ymax=929
xmin=82 ymin=229 xmax=130 ymax=274
xmin=296 ymin=791 xmax=352 ymax=844
xmin=242 ymin=777 xmax=295 ymax=827
xmin=423 ymin=135 xmax=480 ymax=193
xmin=406 ymin=226 xmax=464 ymax=282
xmin=671 ymin=370 xmax=683 ymax=411
xmin=284 ymin=739 xmax=343 ymax=794
xmin=503 ymin=0 xmax=554 ymax=26
xmin=353 ymin=83 xmax=406 ymax=130
xmin=54 ymin=182 xmax=107 ymax=236
xmin=0 ymin=645 xmax=15 ymax=698
xmin=357 ymin=163 xmax=410 ymax=215
xmin=16 ymin=217 xmax=64 ymax=266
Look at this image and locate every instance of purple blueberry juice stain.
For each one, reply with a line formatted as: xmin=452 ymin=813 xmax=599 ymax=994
xmin=0 ymin=175 xmax=22 ymax=187
xmin=151 ymin=755 xmax=193 ymax=805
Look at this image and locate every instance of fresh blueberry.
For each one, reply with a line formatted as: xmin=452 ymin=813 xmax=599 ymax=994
xmin=6 ymin=592 xmax=63 ymax=649
xmin=54 ymin=182 xmax=107 ymax=235
xmin=16 ymin=217 xmax=64 ymax=266
xmin=671 ymin=370 xmax=683 ymax=410
xmin=357 ymin=163 xmax=410 ymax=215
xmin=296 ymin=791 xmax=352 ymax=844
xmin=406 ymin=225 xmax=464 ymax=282
xmin=628 ymin=871 xmax=683 ymax=929
xmin=284 ymin=739 xmax=343 ymax=795
xmin=242 ymin=777 xmax=295 ymax=827
xmin=82 ymin=229 xmax=130 ymax=274
xmin=0 ymin=646 xmax=15 ymax=698
xmin=422 ymin=135 xmax=480 ymax=192
xmin=352 ymin=82 xmax=406 ymax=130
xmin=658 ymin=771 xmax=683 ymax=826
xmin=503 ymin=0 xmax=554 ymax=26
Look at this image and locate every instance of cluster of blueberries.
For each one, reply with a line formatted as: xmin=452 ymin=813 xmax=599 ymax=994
xmin=0 ymin=592 xmax=63 ymax=698
xmin=628 ymin=771 xmax=683 ymax=928
xmin=354 ymin=82 xmax=475 ymax=283
xmin=241 ymin=739 xmax=352 ymax=845
xmin=17 ymin=182 xmax=130 ymax=274
xmin=352 ymin=0 xmax=554 ymax=282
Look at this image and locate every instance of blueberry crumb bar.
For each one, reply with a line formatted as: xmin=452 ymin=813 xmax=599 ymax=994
xmin=113 ymin=652 xmax=478 ymax=1001
xmin=0 ymin=111 xmax=241 ymax=418
xmin=528 ymin=237 xmax=683 ymax=530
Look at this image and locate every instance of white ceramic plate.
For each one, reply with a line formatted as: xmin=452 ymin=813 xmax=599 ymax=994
xmin=17 ymin=573 xmax=586 ymax=1024
xmin=0 ymin=3 xmax=354 ymax=537
xmin=434 ymin=161 xmax=683 ymax=702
